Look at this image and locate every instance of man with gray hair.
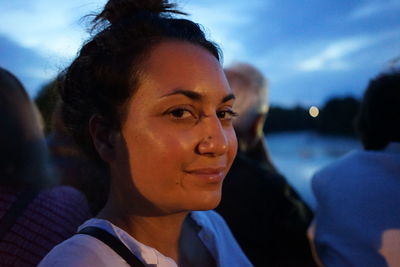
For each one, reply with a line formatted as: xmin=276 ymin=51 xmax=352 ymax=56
xmin=216 ymin=63 xmax=316 ymax=267
xmin=223 ymin=62 xmax=273 ymax=168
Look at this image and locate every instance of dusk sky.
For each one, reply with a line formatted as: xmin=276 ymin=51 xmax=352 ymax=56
xmin=1 ymin=0 xmax=399 ymax=107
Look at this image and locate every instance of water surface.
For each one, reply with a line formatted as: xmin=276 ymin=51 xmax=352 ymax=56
xmin=266 ymin=131 xmax=361 ymax=209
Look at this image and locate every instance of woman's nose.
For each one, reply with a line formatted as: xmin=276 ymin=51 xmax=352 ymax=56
xmin=196 ymin=116 xmax=229 ymax=156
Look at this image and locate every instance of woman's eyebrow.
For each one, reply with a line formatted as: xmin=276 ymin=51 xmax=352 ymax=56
xmin=161 ymin=89 xmax=235 ymax=103
xmin=161 ymin=89 xmax=202 ymax=100
xmin=222 ymin=94 xmax=235 ymax=103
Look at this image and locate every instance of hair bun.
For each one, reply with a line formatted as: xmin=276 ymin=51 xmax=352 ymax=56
xmin=95 ymin=0 xmax=184 ymax=25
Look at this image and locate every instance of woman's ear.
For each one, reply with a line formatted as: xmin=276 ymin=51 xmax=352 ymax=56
xmin=250 ymin=114 xmax=266 ymax=140
xmin=89 ymin=115 xmax=120 ymax=163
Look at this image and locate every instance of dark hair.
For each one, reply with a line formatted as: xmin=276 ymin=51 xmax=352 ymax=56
xmin=61 ymin=0 xmax=221 ymax=163
xmin=0 ymin=68 xmax=52 ymax=188
xmin=355 ymin=71 xmax=400 ymax=150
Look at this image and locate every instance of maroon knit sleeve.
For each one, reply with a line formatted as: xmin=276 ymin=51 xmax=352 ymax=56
xmin=0 ymin=186 xmax=91 ymax=266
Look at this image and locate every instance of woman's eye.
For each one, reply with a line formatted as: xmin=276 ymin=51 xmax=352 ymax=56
xmin=217 ymin=109 xmax=239 ymax=120
xmin=168 ymin=108 xmax=194 ymax=119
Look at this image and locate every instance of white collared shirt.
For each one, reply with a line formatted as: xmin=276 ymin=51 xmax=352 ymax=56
xmin=39 ymin=210 xmax=252 ymax=267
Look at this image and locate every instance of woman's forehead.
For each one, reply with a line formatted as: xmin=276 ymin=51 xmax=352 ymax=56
xmin=136 ymin=41 xmax=231 ymax=99
xmin=142 ymin=41 xmax=221 ymax=77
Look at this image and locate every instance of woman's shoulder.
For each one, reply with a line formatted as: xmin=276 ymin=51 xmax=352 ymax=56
xmin=191 ymin=210 xmax=235 ymax=244
xmin=38 ymin=232 xmax=126 ymax=267
xmin=191 ymin=210 xmax=253 ymax=266
xmin=191 ymin=210 xmax=226 ymax=227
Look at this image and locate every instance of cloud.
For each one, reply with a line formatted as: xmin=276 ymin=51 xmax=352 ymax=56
xmin=296 ymin=27 xmax=400 ymax=73
xmin=0 ymin=0 xmax=262 ymax=65
xmin=350 ymin=0 xmax=400 ymax=19
xmin=0 ymin=34 xmax=56 ymax=96
xmin=296 ymin=37 xmax=373 ymax=72
xmin=1 ymin=0 xmax=398 ymax=106
xmin=0 ymin=0 xmax=106 ymax=58
xmin=183 ymin=0 xmax=266 ymax=64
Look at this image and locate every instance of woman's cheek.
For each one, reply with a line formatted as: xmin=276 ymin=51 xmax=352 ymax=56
xmin=228 ymin=128 xmax=238 ymax=158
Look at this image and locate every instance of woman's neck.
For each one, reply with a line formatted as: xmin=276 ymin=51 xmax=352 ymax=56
xmin=97 ymin=195 xmax=188 ymax=262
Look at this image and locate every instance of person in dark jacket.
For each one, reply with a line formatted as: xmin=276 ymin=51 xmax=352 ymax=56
xmin=216 ymin=63 xmax=316 ymax=267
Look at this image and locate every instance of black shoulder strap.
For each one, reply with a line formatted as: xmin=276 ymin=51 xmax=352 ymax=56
xmin=0 ymin=189 xmax=39 ymax=241
xmin=78 ymin=226 xmax=146 ymax=267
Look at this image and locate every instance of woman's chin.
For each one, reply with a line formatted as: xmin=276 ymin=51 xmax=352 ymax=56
xmin=150 ymin=188 xmax=223 ymax=214
xmin=188 ymin=191 xmax=222 ymax=211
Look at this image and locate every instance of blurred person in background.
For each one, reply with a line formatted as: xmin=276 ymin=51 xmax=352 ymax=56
xmin=47 ymin=101 xmax=109 ymax=216
xmin=215 ymin=63 xmax=316 ymax=267
xmin=0 ymin=67 xmax=90 ymax=266
xmin=309 ymin=70 xmax=400 ymax=266
xmin=35 ymin=77 xmax=109 ymax=216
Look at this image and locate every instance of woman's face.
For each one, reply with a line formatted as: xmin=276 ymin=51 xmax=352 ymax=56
xmin=113 ymin=41 xmax=237 ymax=214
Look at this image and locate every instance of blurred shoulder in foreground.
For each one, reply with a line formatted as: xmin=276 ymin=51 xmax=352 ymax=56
xmin=0 ymin=67 xmax=90 ymax=266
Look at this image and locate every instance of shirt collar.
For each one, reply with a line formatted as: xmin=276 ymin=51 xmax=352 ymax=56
xmin=78 ymin=218 xmax=177 ymax=266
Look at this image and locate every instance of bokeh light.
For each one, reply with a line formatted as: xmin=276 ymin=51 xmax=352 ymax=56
xmin=309 ymin=106 xmax=319 ymax=118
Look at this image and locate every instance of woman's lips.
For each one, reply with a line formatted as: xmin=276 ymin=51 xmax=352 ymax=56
xmin=185 ymin=167 xmax=226 ymax=183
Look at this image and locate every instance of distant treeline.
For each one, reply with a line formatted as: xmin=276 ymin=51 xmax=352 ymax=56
xmin=264 ymin=96 xmax=360 ymax=136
